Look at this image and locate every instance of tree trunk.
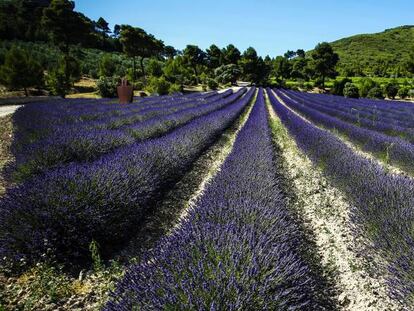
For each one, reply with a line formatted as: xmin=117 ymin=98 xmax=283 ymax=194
xmin=133 ymin=56 xmax=136 ymax=81
xmin=322 ymin=75 xmax=325 ymax=90
xmin=140 ymin=57 xmax=146 ymax=83
xmin=193 ymin=65 xmax=198 ymax=84
xmin=24 ymin=87 xmax=28 ymax=97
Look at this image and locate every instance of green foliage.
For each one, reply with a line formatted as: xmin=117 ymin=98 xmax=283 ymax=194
xmin=358 ymin=77 xmax=379 ymax=97
xmin=163 ymin=56 xmax=190 ymax=86
xmin=367 ymin=86 xmax=385 ymax=99
xmin=274 ymin=56 xmax=292 ymax=80
xmin=183 ymin=45 xmax=206 ymax=83
xmin=47 ymin=69 xmax=70 ymax=98
xmin=146 ymin=76 xmax=171 ymax=95
xmin=63 ymin=54 xmax=81 ymax=83
xmin=89 ymin=240 xmax=103 ymax=271
xmin=239 ymin=47 xmax=270 ymax=85
xmin=398 ymin=87 xmax=410 ymax=99
xmin=221 ymin=44 xmax=241 ymax=65
xmin=42 ymin=0 xmax=93 ymax=52
xmin=206 ymin=78 xmax=218 ymax=90
xmin=311 ymin=42 xmax=339 ymax=88
xmin=0 ymin=45 xmax=43 ymax=96
xmin=330 ymin=25 xmax=414 ymax=77
xmin=119 ymin=25 xmax=164 ymax=80
xmin=163 ymin=45 xmax=177 ymax=59
xmin=331 ymin=77 xmax=352 ymax=96
xmin=384 ymin=81 xmax=399 ymax=99
xmin=168 ymin=83 xmax=182 ymax=94
xmin=206 ymin=44 xmax=223 ymax=69
xmin=304 ymin=82 xmax=313 ymax=91
xmin=96 ymin=76 xmax=119 ymax=98
xmin=343 ymin=82 xmax=359 ymax=98
xmin=147 ymin=59 xmax=163 ymax=78
xmin=99 ymin=53 xmax=116 ymax=77
xmin=214 ymin=64 xmax=240 ymax=85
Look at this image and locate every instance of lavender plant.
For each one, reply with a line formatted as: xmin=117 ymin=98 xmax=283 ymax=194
xmin=268 ymin=88 xmax=414 ymax=307
xmin=0 ymin=88 xmax=255 ymax=271
xmin=105 ymin=89 xmax=331 ymax=310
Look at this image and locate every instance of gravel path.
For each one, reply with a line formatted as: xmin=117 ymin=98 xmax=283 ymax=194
xmin=0 ymin=105 xmax=22 ymax=117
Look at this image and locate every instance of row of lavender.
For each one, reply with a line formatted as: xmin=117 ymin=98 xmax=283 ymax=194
xmin=11 ymin=91 xmax=221 ymax=162
xmin=105 ymin=89 xmax=331 ymax=310
xmin=0 ymin=88 xmax=255 ymax=271
xmin=9 ymin=90 xmax=238 ymax=181
xmin=284 ymin=90 xmax=414 ymax=142
xmin=275 ymin=89 xmax=414 ymax=174
xmin=268 ymin=89 xmax=414 ymax=306
xmin=294 ymin=90 xmax=414 ymax=120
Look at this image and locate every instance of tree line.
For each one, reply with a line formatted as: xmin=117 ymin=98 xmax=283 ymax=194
xmin=0 ymin=0 xmax=340 ymax=97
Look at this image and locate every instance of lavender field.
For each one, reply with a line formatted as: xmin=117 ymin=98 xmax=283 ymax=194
xmin=1 ymin=88 xmax=414 ymax=310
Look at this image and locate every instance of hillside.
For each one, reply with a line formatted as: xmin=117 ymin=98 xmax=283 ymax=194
xmin=330 ymin=25 xmax=414 ymax=75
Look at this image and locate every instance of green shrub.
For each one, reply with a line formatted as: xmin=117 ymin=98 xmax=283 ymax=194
xmin=359 ymin=78 xmax=379 ymax=97
xmin=99 ymin=53 xmax=116 ymax=77
xmin=146 ymin=76 xmax=171 ymax=95
xmin=398 ymin=87 xmax=410 ymax=99
xmin=314 ymin=78 xmax=324 ymax=89
xmin=47 ymin=70 xmax=70 ymax=98
xmin=367 ymin=86 xmax=384 ymax=99
xmin=169 ymin=83 xmax=182 ymax=94
xmin=206 ymin=78 xmax=218 ymax=90
xmin=0 ymin=45 xmax=44 ymax=96
xmin=147 ymin=59 xmax=163 ymax=78
xmin=133 ymin=80 xmax=144 ymax=91
xmin=384 ymin=81 xmax=399 ymax=99
xmin=331 ymin=78 xmax=352 ymax=96
xmin=343 ymin=82 xmax=359 ymax=98
xmin=304 ymin=82 xmax=313 ymax=91
xmin=96 ymin=76 xmax=119 ymax=98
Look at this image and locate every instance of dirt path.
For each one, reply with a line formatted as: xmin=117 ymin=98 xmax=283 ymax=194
xmin=0 ymin=105 xmax=22 ymax=117
xmin=0 ymin=115 xmax=13 ymax=196
xmin=266 ymin=92 xmax=400 ymax=310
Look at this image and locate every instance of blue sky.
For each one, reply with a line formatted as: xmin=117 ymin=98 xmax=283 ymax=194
xmin=76 ymin=0 xmax=414 ymax=57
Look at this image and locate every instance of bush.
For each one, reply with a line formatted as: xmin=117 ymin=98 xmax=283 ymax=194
xmin=331 ymin=78 xmax=352 ymax=96
xmin=214 ymin=64 xmax=241 ymax=85
xmin=206 ymin=78 xmax=218 ymax=90
xmin=359 ymin=78 xmax=378 ymax=97
xmin=168 ymin=83 xmax=182 ymax=94
xmin=384 ymin=82 xmax=399 ymax=99
xmin=47 ymin=70 xmax=70 ymax=98
xmin=147 ymin=59 xmax=163 ymax=78
xmin=146 ymin=76 xmax=171 ymax=95
xmin=97 ymin=76 xmax=120 ymax=98
xmin=367 ymin=86 xmax=384 ymax=99
xmin=304 ymin=82 xmax=313 ymax=91
xmin=398 ymin=87 xmax=410 ymax=99
xmin=99 ymin=54 xmax=117 ymax=77
xmin=0 ymin=45 xmax=44 ymax=96
xmin=313 ymin=78 xmax=324 ymax=89
xmin=343 ymin=82 xmax=359 ymax=98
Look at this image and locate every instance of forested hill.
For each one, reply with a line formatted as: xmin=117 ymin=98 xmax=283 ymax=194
xmin=329 ymin=25 xmax=414 ymax=76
